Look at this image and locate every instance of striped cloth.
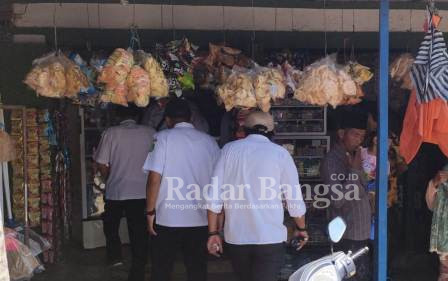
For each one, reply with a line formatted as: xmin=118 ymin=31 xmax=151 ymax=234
xmin=411 ymin=29 xmax=448 ymax=103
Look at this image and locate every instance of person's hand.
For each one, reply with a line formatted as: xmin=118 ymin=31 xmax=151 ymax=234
xmin=347 ymin=147 xmax=363 ymax=171
xmin=147 ymin=215 xmax=157 ymax=236
xmin=433 ymin=171 xmax=448 ymax=188
xmin=292 ymin=230 xmax=309 ymax=251
xmin=207 ymin=235 xmax=223 ymax=257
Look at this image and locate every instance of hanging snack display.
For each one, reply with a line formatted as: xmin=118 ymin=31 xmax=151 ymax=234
xmin=10 ymin=110 xmax=25 ymax=222
xmin=9 ymin=108 xmax=71 ymax=264
xmin=204 ymin=43 xmax=252 ymax=69
xmin=279 ymin=62 xmax=303 ymax=96
xmin=126 ymin=66 xmax=151 ymax=107
xmin=24 ymin=53 xmax=89 ymax=99
xmin=154 ymin=38 xmax=199 ymax=94
xmin=141 ymin=54 xmax=169 ymax=98
xmin=97 ymin=48 xmax=134 ymax=106
xmin=390 ymin=53 xmax=415 ymax=90
xmin=293 ymin=55 xmax=360 ymax=108
xmin=198 ymin=43 xmax=253 ymax=90
xmin=25 ymin=109 xmax=40 ymax=228
xmin=253 ymin=68 xmax=286 ymax=112
xmin=344 ymin=61 xmax=373 ymax=85
xmin=38 ymin=110 xmax=56 ymax=263
xmin=68 ymin=52 xmax=100 ymax=106
xmin=217 ymin=72 xmax=257 ymax=111
xmin=10 ymin=109 xmax=41 ymax=227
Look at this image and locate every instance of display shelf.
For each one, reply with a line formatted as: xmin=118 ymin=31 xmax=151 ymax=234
xmin=274 ymin=102 xmax=331 ymax=278
xmin=274 ymin=135 xmax=330 ymax=182
xmin=271 ymin=105 xmax=327 ymax=135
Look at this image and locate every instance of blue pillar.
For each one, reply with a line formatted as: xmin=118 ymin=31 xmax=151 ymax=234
xmin=376 ymin=1 xmax=389 ymax=281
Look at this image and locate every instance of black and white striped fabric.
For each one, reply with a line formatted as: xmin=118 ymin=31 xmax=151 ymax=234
xmin=411 ymin=29 xmax=448 ymax=103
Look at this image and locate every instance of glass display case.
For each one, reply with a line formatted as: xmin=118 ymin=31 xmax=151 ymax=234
xmin=271 ymin=100 xmax=326 ymax=136
xmin=274 ymin=136 xmax=330 ymax=182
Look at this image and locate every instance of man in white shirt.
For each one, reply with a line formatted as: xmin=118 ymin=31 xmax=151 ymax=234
xmin=94 ymin=106 xmax=155 ymax=281
xmin=143 ymin=98 xmax=220 ymax=281
xmin=206 ymin=111 xmax=308 ymax=281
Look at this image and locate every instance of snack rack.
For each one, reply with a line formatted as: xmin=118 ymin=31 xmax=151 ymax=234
xmin=0 ymin=105 xmax=30 ymax=246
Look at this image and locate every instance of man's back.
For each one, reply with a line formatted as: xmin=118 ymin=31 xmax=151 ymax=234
xmin=210 ymin=134 xmax=305 ymax=244
xmin=144 ymin=122 xmax=220 ymax=227
xmin=95 ymin=120 xmax=155 ymax=200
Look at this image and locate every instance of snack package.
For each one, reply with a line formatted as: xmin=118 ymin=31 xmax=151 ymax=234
xmin=98 ymin=48 xmax=134 ymax=106
xmin=26 ymin=156 xmax=39 ymax=169
xmin=41 ymin=180 xmax=52 ymax=193
xmin=27 ymin=169 xmax=40 ymax=183
xmin=27 ymin=142 xmax=39 ymax=156
xmin=126 ymin=65 xmax=151 ymax=107
xmin=294 ymin=55 xmax=360 ymax=108
xmin=280 ymin=61 xmax=303 ymax=93
xmin=253 ymin=67 xmax=286 ymax=112
xmin=26 ymin=109 xmax=38 ymax=126
xmin=390 ymin=53 xmax=415 ymax=90
xmin=5 ymin=235 xmax=43 ymax=281
xmin=11 ymin=110 xmax=23 ymax=120
xmin=344 ymin=61 xmax=373 ymax=85
xmin=217 ymin=70 xmax=257 ymax=111
xmin=65 ymin=64 xmax=89 ymax=97
xmin=27 ymin=128 xmax=39 ymax=142
xmin=142 ymin=54 xmax=169 ymax=98
xmin=24 ymin=52 xmax=88 ymax=99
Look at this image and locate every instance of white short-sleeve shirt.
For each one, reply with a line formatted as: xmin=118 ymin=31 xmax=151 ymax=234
xmin=206 ymin=134 xmax=306 ymax=245
xmin=143 ymin=122 xmax=220 ymax=227
xmin=94 ymin=120 xmax=156 ymax=200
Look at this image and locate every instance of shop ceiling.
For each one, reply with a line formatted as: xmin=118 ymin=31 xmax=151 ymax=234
xmin=6 ymin=1 xmax=448 ymax=49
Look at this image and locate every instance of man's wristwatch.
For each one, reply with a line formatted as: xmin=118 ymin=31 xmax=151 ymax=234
xmin=208 ymin=231 xmax=220 ymax=237
xmin=146 ymin=209 xmax=156 ymax=216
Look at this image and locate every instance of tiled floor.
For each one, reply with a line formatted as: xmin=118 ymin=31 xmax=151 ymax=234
xmin=31 ymin=243 xmax=439 ymax=281
xmin=32 ymin=244 xmax=237 ymax=281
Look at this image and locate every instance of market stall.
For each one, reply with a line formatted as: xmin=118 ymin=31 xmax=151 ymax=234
xmin=2 ymin=1 xmax=448 ymax=281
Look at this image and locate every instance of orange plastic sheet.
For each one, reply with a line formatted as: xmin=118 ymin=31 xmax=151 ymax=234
xmin=400 ymin=88 xmax=448 ymax=164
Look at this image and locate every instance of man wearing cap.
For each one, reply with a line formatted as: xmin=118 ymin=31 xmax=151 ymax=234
xmin=143 ymin=98 xmax=220 ymax=281
xmin=320 ymin=109 xmax=372 ymax=281
xmin=206 ymin=111 xmax=308 ymax=281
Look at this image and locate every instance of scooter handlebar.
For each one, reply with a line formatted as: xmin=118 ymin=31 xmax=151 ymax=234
xmin=350 ymin=247 xmax=369 ymax=261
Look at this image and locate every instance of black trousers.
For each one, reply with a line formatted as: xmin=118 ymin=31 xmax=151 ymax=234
xmin=150 ymin=224 xmax=208 ymax=281
xmin=226 ymin=243 xmax=285 ymax=281
xmin=335 ymin=239 xmax=372 ymax=281
xmin=103 ymin=199 xmax=148 ymax=281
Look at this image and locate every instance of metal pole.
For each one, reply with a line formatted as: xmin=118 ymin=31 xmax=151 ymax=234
xmin=376 ymin=1 xmax=389 ymax=281
xmin=22 ymin=108 xmax=29 ymax=246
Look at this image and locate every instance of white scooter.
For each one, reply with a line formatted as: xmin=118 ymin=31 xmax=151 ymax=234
xmin=288 ymin=217 xmax=369 ymax=281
